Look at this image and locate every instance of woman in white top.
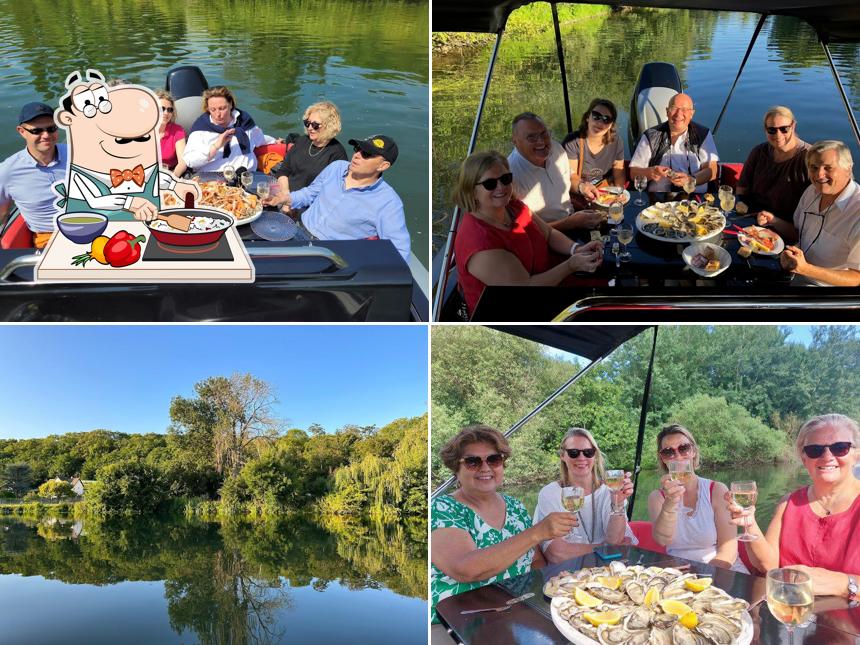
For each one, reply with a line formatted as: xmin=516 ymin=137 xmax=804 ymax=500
xmin=534 ymin=427 xmax=637 ymax=564
xmin=648 ymin=424 xmax=744 ymax=571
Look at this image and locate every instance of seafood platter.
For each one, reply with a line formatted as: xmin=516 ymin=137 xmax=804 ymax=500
xmin=593 ymin=188 xmax=631 ymax=207
xmin=162 ymin=181 xmax=262 ymax=224
xmin=544 ymin=561 xmax=752 ymax=644
xmin=636 ymin=202 xmax=725 ymax=243
xmin=737 ymin=226 xmax=783 ymax=256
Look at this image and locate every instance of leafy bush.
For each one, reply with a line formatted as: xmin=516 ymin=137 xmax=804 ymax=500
xmin=38 ymin=480 xmax=74 ymax=499
xmin=86 ymin=461 xmax=165 ymax=515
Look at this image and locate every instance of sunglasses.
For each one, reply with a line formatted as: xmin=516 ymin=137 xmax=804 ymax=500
xmin=303 ymin=119 xmax=322 ymax=131
xmin=352 ymin=145 xmax=379 ymax=159
xmin=802 ymin=442 xmax=854 ymax=459
xmin=590 ymin=111 xmax=613 ymax=124
xmin=21 ymin=124 xmax=58 ymax=135
xmin=565 ymin=448 xmax=597 ymax=459
xmin=460 ymin=453 xmax=506 ymax=470
xmin=161 ymin=106 xmax=174 ymax=113
xmin=659 ymin=443 xmax=694 ymax=458
xmin=766 ymin=124 xmax=793 ymax=135
xmin=475 ymin=172 xmax=513 ymax=191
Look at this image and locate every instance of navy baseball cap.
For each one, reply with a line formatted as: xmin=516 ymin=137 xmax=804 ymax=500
xmin=348 ymin=135 xmax=398 ymax=165
xmin=18 ymin=102 xmax=54 ymax=125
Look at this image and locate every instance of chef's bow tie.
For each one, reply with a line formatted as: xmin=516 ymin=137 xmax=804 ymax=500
xmin=110 ymin=165 xmax=145 ymax=188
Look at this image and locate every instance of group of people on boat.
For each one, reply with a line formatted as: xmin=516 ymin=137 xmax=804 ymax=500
xmin=0 ymin=80 xmax=411 ymax=261
xmin=430 ymin=414 xmax=860 ymax=639
xmin=452 ymin=93 xmax=860 ymax=316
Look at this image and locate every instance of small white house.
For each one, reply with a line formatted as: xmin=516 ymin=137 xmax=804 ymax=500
xmin=70 ymin=478 xmax=95 ymax=496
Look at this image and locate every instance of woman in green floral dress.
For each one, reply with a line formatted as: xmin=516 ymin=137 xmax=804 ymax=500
xmin=430 ymin=424 xmax=578 ymax=635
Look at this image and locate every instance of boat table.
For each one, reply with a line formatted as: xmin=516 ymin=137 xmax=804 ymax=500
xmin=435 ymin=545 xmax=860 ymax=645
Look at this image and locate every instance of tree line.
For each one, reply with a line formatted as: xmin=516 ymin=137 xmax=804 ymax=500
xmin=431 ymin=326 xmax=860 ymax=486
xmin=0 ymin=373 xmax=427 ymax=519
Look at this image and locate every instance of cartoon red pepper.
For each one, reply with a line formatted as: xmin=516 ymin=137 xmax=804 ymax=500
xmin=103 ymin=230 xmax=145 ymax=267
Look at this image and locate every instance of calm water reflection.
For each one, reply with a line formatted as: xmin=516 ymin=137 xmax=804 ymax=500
xmin=0 ymin=515 xmax=427 ymax=645
xmin=0 ymin=0 xmax=429 ymax=264
xmin=432 ymin=9 xmax=860 ymax=250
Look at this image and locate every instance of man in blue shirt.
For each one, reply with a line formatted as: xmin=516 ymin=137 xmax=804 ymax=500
xmin=282 ymin=134 xmax=411 ymax=261
xmin=0 ymin=102 xmax=67 ymax=248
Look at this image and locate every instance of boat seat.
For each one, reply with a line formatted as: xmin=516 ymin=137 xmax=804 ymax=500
xmin=1 ymin=214 xmax=34 ymax=249
xmin=719 ymin=163 xmax=744 ymax=189
xmin=628 ymin=520 xmax=666 ymax=554
xmin=255 ymin=142 xmax=291 ymax=174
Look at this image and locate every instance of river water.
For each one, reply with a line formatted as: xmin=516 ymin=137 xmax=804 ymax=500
xmin=0 ymin=0 xmax=429 ymax=265
xmin=0 ymin=515 xmax=427 ymax=645
xmin=432 ymin=8 xmax=860 ymax=251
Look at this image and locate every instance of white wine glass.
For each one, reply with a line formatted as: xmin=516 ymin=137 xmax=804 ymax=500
xmin=256 ymin=182 xmax=271 ymax=200
xmin=731 ymin=481 xmax=758 ymax=541
xmin=720 ymin=193 xmax=736 ymax=218
xmin=605 ymin=469 xmax=625 ymax=515
xmin=241 ymin=171 xmax=253 ymax=190
xmin=561 ymin=486 xmax=585 ymax=542
xmin=634 ymin=175 xmax=648 ymax=206
xmin=667 ymin=459 xmax=693 ymax=484
xmin=607 ymin=201 xmax=623 ymax=231
xmin=767 ymin=568 xmax=814 ymax=645
xmin=616 ymin=223 xmax=633 ymax=262
xmin=222 ymin=166 xmax=236 ymax=184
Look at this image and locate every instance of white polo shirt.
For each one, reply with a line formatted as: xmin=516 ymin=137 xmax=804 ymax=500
xmin=508 ymin=140 xmax=571 ymax=222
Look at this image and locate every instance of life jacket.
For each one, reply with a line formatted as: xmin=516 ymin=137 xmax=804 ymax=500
xmin=645 ymin=121 xmax=711 ymax=168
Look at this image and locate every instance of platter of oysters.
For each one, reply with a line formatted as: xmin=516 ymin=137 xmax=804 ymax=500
xmin=545 ymin=561 xmax=752 ymax=644
xmin=636 ymin=202 xmax=725 ymax=243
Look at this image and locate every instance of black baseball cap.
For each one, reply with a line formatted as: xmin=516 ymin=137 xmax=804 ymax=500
xmin=348 ymin=135 xmax=398 ymax=165
xmin=18 ymin=102 xmax=54 ymax=125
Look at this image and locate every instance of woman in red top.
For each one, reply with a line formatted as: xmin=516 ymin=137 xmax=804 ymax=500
xmin=155 ymin=89 xmax=187 ymax=177
xmin=726 ymin=414 xmax=860 ymax=598
xmin=452 ymin=151 xmax=603 ymax=317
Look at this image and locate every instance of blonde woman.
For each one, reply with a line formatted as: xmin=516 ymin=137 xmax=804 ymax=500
xmin=154 ymin=90 xmax=187 ymax=177
xmin=534 ymin=427 xmax=637 ymax=564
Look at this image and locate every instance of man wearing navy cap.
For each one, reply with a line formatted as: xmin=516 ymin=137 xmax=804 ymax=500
xmin=0 ymin=102 xmax=68 ymax=248
xmin=269 ymin=134 xmax=411 ymax=261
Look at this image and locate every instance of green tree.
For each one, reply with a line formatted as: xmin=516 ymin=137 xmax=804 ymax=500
xmin=37 ymin=479 xmax=75 ymax=499
xmin=86 ymin=461 xmax=165 ymax=515
xmin=0 ymin=463 xmax=33 ymax=497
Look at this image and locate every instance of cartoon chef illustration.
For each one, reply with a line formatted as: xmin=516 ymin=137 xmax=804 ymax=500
xmin=53 ymin=69 xmax=200 ymax=221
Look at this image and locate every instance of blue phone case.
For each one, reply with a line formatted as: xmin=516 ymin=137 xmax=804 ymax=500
xmin=595 ymin=549 xmax=623 ymax=561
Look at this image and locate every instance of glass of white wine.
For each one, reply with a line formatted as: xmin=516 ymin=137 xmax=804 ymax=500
xmin=607 ymin=201 xmax=623 ymax=231
xmin=720 ymin=192 xmax=736 ymax=218
xmin=222 ymin=166 xmax=236 ymax=184
xmin=241 ymin=171 xmax=254 ymax=190
xmin=634 ymin=175 xmax=648 ymax=206
xmin=605 ymin=469 xmax=625 ymax=515
xmin=561 ymin=486 xmax=585 ymax=542
xmin=731 ymin=480 xmax=758 ymax=541
xmin=767 ymin=568 xmax=814 ymax=645
xmin=256 ymin=182 xmax=271 ymax=201
xmin=667 ymin=459 xmax=693 ymax=484
xmin=683 ymin=175 xmax=696 ymax=200
xmin=616 ymin=223 xmax=633 ymax=262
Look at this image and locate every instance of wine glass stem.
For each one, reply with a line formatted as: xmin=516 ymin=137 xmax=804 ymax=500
xmin=787 ymin=625 xmax=795 ymax=645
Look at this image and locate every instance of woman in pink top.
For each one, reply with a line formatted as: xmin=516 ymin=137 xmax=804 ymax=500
xmin=726 ymin=414 xmax=860 ymax=599
xmin=452 ymin=151 xmax=603 ymax=318
xmin=155 ymin=89 xmax=187 ymax=177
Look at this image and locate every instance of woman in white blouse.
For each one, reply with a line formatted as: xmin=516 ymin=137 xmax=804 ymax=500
xmin=534 ymin=427 xmax=637 ymax=564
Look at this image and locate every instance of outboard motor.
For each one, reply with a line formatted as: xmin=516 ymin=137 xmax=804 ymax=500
xmin=166 ymin=66 xmax=209 ymax=132
xmin=628 ymin=63 xmax=682 ymax=151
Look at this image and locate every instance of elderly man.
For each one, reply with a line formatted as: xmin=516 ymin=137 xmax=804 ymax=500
xmin=273 ymin=134 xmax=411 ymax=261
xmin=757 ymin=140 xmax=860 ymax=286
xmin=629 ymin=93 xmax=718 ymax=196
xmin=0 ymin=102 xmax=68 ymax=248
xmin=507 ymin=112 xmax=603 ymax=231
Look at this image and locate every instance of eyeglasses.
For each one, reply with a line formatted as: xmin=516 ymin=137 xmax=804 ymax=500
xmin=565 ymin=448 xmax=597 ymax=459
xmin=668 ymin=106 xmax=694 ymax=114
xmin=524 ymin=130 xmax=550 ymax=144
xmin=590 ymin=111 xmax=613 ymax=124
xmin=460 ymin=454 xmax=506 ymax=470
xmin=161 ymin=106 xmax=174 ymax=113
xmin=352 ymin=145 xmax=378 ymax=159
xmin=21 ymin=124 xmax=58 ymax=135
xmin=802 ymin=442 xmax=854 ymax=458
xmin=659 ymin=443 xmax=694 ymax=458
xmin=765 ymin=124 xmax=793 ymax=135
xmin=303 ymin=119 xmax=322 ymax=131
xmin=475 ymin=173 xmax=513 ymax=191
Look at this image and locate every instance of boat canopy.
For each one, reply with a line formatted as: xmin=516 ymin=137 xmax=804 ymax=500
xmin=433 ymin=0 xmax=860 ymax=44
xmin=492 ymin=325 xmax=649 ymax=361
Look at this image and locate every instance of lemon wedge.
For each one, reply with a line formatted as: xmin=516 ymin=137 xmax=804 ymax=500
xmin=574 ymin=587 xmax=602 ymax=608
xmin=680 ymin=610 xmax=699 ymax=629
xmin=660 ymin=599 xmax=694 ymax=616
xmin=596 ymin=576 xmax=622 ymax=590
xmin=582 ymin=610 xmax=622 ymax=626
xmin=685 ymin=577 xmax=713 ymax=592
xmin=644 ymin=586 xmax=661 ymax=608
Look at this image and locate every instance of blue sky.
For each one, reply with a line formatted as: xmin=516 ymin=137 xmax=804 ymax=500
xmin=0 ymin=326 xmax=427 ymax=440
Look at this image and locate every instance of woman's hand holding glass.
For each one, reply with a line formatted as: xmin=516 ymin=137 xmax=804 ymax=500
xmin=605 ymin=469 xmax=631 ymax=516
xmin=561 ymin=486 xmax=585 ymax=542
xmin=660 ymin=473 xmax=686 ymax=508
xmin=724 ymin=489 xmax=759 ymax=534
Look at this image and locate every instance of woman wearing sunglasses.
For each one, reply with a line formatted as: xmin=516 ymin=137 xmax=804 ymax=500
xmin=736 ymin=106 xmax=809 ymax=222
xmin=648 ymin=424 xmax=744 ymax=571
xmin=154 ymin=90 xmax=188 ymax=178
xmin=533 ymin=428 xmax=636 ymax=564
xmin=431 ymin=425 xmax=577 ymax=628
xmin=452 ymin=150 xmax=603 ymax=318
xmin=564 ymin=99 xmax=626 ymax=207
xmin=726 ymin=414 xmax=860 ymax=595
xmin=268 ymin=101 xmax=347 ymax=210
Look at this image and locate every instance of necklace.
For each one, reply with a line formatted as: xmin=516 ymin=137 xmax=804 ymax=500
xmin=308 ymin=141 xmax=325 ymax=158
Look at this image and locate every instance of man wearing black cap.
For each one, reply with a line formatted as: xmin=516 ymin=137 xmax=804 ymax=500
xmin=277 ymin=134 xmax=411 ymax=261
xmin=0 ymin=102 xmax=67 ymax=248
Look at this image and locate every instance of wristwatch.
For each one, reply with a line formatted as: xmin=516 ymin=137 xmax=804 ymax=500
xmin=848 ymin=576 xmax=858 ymax=607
